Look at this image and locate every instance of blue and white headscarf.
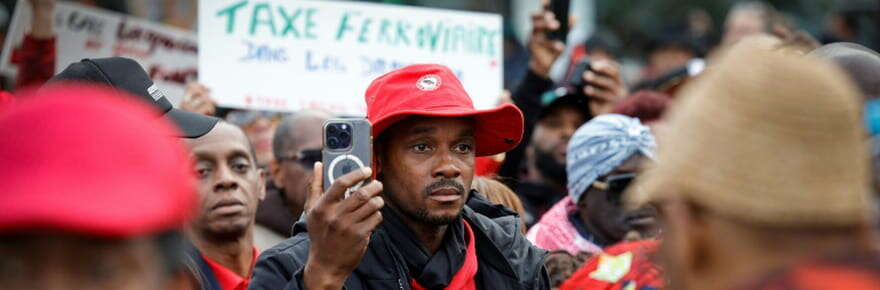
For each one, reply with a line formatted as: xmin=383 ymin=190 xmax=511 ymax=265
xmin=567 ymin=114 xmax=656 ymax=202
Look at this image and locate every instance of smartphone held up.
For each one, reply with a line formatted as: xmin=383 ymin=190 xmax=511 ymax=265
xmin=547 ymin=0 xmax=570 ymax=43
xmin=322 ymin=119 xmax=373 ymax=197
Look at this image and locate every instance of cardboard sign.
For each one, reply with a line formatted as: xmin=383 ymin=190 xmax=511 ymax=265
xmin=199 ymin=0 xmax=503 ymax=114
xmin=0 ymin=1 xmax=198 ymax=105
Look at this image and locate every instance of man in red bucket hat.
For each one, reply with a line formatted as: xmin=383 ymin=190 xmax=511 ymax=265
xmin=250 ymin=64 xmax=549 ymax=290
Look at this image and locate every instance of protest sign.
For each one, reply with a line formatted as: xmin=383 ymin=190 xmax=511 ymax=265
xmin=0 ymin=1 xmax=198 ymax=104
xmin=199 ymin=0 xmax=503 ymax=114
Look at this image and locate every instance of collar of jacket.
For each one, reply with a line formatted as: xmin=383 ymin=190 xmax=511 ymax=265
xmin=289 ymin=190 xmax=548 ymax=285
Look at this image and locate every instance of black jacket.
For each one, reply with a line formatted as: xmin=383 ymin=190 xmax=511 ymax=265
xmin=248 ymin=192 xmax=549 ymax=290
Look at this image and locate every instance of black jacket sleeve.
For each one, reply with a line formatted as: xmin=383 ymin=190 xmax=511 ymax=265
xmin=248 ymin=238 xmax=310 ymax=290
xmin=497 ymin=69 xmax=555 ymax=189
xmin=536 ymin=265 xmax=551 ymax=290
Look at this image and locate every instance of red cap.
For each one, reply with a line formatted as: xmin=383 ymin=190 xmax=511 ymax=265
xmin=0 ymin=85 xmax=196 ymax=237
xmin=365 ymin=64 xmax=524 ymax=156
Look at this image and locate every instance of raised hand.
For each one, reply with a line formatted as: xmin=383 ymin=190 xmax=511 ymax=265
xmin=582 ymin=59 xmax=627 ymax=116
xmin=528 ymin=0 xmax=566 ymax=79
xmin=303 ymin=162 xmax=385 ymax=290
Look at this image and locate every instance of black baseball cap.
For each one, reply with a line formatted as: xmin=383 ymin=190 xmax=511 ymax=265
xmin=48 ymin=57 xmax=219 ymax=138
xmin=539 ymin=89 xmax=592 ymax=120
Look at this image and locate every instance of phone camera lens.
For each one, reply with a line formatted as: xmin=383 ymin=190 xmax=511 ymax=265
xmin=326 ymin=122 xmax=354 ymax=150
xmin=327 ymin=137 xmax=340 ymax=148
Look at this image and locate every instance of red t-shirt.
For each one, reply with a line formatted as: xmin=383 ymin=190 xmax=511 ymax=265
xmin=201 ymin=247 xmax=259 ymax=290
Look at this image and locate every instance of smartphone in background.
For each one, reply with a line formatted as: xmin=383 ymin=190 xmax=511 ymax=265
xmin=547 ymin=0 xmax=570 ymax=43
xmin=568 ymin=59 xmax=592 ymax=88
xmin=556 ymin=58 xmax=592 ymax=99
xmin=322 ymin=119 xmax=372 ymax=197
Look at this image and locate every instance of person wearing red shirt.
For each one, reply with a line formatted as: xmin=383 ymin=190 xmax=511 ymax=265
xmin=185 ymin=121 xmax=267 ymax=290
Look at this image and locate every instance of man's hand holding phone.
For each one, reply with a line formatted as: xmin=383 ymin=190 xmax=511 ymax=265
xmin=582 ymin=59 xmax=627 ymax=116
xmin=303 ymin=162 xmax=384 ymax=290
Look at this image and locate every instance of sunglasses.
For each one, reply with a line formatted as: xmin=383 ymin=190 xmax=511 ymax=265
xmin=225 ymin=110 xmax=285 ymax=127
xmin=591 ymin=173 xmax=636 ymax=205
xmin=278 ymin=149 xmax=322 ymax=168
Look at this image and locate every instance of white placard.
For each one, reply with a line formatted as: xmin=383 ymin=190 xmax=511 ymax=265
xmin=0 ymin=1 xmax=198 ymax=105
xmin=199 ymin=0 xmax=503 ymax=114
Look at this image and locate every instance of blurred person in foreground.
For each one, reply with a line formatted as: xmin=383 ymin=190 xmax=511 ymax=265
xmin=811 ymin=43 xmax=880 ymax=221
xmin=631 ymin=40 xmax=880 ymax=290
xmin=809 ymin=42 xmax=880 ymax=104
xmin=250 ymin=64 xmax=548 ymax=289
xmin=528 ymin=114 xmax=656 ymax=255
xmin=252 ymin=110 xmax=333 ymax=250
xmin=0 ymin=85 xmax=198 ymax=289
xmin=185 ymin=121 xmax=266 ymax=290
xmin=499 ymin=0 xmax=627 ymax=226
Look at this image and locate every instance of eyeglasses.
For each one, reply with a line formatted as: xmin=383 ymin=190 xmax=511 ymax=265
xmin=278 ymin=149 xmax=322 ymax=168
xmin=591 ymin=173 xmax=636 ymax=205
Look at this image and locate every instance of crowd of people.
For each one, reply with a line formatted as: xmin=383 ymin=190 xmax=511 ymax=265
xmin=2 ymin=0 xmax=880 ymax=290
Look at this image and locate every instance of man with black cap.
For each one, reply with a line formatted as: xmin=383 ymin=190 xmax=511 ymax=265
xmin=250 ymin=64 xmax=548 ymax=290
xmin=185 ymin=121 xmax=267 ymax=290
xmin=498 ymin=2 xmax=627 ymax=226
xmin=49 ymin=57 xmax=219 ymax=138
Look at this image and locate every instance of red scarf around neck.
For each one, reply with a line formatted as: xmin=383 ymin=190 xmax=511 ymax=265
xmin=410 ymin=219 xmax=478 ymax=290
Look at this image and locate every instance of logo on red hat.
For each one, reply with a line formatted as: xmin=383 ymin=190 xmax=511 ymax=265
xmin=416 ymin=74 xmax=441 ymax=91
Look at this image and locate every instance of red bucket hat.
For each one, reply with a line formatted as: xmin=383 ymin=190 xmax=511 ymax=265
xmin=366 ymin=64 xmax=524 ymax=156
xmin=0 ymin=85 xmax=196 ymax=237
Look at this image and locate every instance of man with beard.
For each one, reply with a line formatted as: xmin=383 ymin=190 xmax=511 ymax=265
xmin=250 ymin=64 xmax=549 ymax=290
xmin=186 ymin=121 xmax=267 ymax=290
xmin=498 ymin=2 xmax=626 ymax=226
xmin=527 ymin=114 xmax=656 ymax=255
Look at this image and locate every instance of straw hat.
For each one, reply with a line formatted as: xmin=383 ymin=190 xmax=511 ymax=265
xmin=630 ymin=39 xmax=874 ymax=227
